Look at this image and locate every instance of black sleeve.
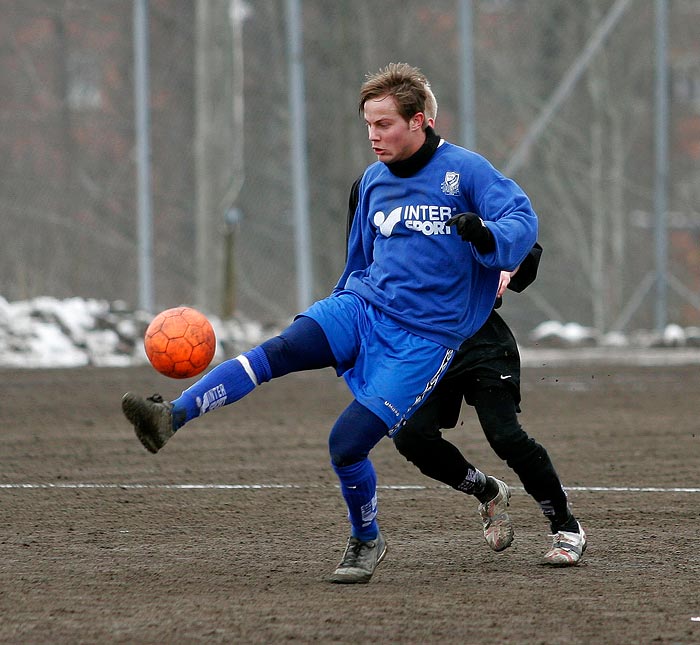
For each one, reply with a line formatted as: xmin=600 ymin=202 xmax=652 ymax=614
xmin=507 ymin=242 xmax=543 ymax=293
xmin=345 ymin=176 xmax=362 ymax=259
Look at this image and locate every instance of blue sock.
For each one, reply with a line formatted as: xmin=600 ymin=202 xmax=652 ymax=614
xmin=333 ymin=459 xmax=379 ymax=541
xmin=172 ymin=346 xmax=272 ymax=428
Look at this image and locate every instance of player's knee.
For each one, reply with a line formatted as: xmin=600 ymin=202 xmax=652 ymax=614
xmin=329 ymin=400 xmax=387 ymax=467
xmin=474 ymin=387 xmax=525 ymax=457
xmin=328 ymin=425 xmax=366 ymax=466
xmin=484 ymin=421 xmax=528 ymax=459
xmin=487 ymin=424 xmax=546 ymax=469
xmin=395 ymin=407 xmax=444 ymax=450
xmin=508 ymin=437 xmax=549 ymax=469
xmin=393 ymin=427 xmax=422 ymax=462
xmin=329 ymin=449 xmax=362 ymax=468
xmin=476 ymin=403 xmax=531 ymax=460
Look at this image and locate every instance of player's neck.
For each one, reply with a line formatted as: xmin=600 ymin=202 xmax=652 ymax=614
xmin=385 ymin=126 xmax=441 ymax=178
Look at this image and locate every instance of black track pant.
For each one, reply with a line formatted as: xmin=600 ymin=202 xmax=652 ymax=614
xmin=393 ymin=384 xmax=573 ymax=531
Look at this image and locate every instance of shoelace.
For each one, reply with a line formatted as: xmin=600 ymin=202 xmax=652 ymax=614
xmin=339 ymin=540 xmax=361 ymax=566
xmin=340 ymin=539 xmax=374 ymax=566
xmin=549 ymin=532 xmax=578 ymax=550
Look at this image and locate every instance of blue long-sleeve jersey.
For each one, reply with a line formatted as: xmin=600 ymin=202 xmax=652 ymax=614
xmin=335 ymin=140 xmax=538 ymax=350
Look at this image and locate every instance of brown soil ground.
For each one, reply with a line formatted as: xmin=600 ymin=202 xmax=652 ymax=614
xmin=1 ymin=362 xmax=699 ymax=644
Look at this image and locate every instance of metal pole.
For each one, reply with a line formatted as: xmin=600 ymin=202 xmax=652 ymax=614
xmin=653 ymin=0 xmax=669 ymax=332
xmin=133 ymin=0 xmax=154 ymax=312
xmin=193 ymin=0 xmax=209 ymax=314
xmin=504 ymin=0 xmax=634 ymax=176
xmin=285 ymin=0 xmax=313 ymax=311
xmin=458 ymin=0 xmax=476 ymax=149
xmin=222 ymin=0 xmax=247 ymax=317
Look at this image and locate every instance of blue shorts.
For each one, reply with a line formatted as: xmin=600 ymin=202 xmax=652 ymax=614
xmin=301 ymin=291 xmax=454 ymax=435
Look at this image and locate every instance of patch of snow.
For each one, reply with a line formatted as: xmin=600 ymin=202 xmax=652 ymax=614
xmin=1 ymin=297 xmax=699 ymax=369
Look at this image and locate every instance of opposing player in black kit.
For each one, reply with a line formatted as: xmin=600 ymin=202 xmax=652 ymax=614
xmin=397 ymin=251 xmax=587 ymax=566
xmin=344 ymin=86 xmax=586 ymax=565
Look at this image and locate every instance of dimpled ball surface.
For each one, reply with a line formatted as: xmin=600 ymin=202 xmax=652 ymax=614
xmin=143 ymin=306 xmax=216 ymax=378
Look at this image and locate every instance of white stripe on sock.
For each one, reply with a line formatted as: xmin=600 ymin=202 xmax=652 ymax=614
xmin=236 ymin=355 xmax=258 ymax=386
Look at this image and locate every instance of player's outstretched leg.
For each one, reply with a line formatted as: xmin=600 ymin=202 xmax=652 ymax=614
xmin=123 ymin=316 xmax=336 ymax=454
xmin=122 ymin=345 xmax=271 ymax=453
xmin=478 ymin=476 xmax=514 ymax=552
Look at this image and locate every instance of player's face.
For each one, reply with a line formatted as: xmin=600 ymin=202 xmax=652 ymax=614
xmin=364 ymin=95 xmax=425 ymax=164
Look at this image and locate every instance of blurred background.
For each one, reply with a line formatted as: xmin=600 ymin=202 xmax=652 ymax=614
xmin=2 ymin=0 xmax=700 ymax=345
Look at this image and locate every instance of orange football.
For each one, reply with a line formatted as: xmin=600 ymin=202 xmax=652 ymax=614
xmin=143 ymin=306 xmax=216 ymax=378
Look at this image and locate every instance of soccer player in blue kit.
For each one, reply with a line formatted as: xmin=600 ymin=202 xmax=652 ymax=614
xmin=345 ymin=84 xmax=587 ymax=566
xmin=122 ymin=63 xmax=538 ymax=583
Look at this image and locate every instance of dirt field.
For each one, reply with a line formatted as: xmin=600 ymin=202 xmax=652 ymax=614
xmin=1 ymin=360 xmax=699 ymax=644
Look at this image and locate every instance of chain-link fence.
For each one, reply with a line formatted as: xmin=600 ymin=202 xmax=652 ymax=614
xmin=2 ymin=0 xmax=700 ymax=341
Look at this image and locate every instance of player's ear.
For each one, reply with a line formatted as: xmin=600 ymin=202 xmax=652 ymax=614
xmin=409 ymin=112 xmax=425 ymax=131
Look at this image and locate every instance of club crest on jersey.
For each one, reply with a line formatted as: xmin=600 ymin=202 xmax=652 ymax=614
xmin=441 ymin=171 xmax=460 ymax=196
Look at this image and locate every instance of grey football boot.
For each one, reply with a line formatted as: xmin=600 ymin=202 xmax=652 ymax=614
xmin=121 ymin=392 xmax=175 ymax=453
xmin=329 ymin=531 xmax=387 ymax=584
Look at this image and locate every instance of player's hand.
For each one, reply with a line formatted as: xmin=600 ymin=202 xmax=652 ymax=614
xmin=497 ymin=271 xmax=512 ymax=297
xmin=446 ymin=212 xmax=495 ymax=252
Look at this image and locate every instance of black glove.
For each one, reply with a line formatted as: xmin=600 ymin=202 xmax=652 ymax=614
xmin=446 ymin=212 xmax=495 ymax=253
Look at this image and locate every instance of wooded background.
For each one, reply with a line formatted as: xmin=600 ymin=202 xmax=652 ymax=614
xmin=2 ymin=0 xmax=700 ymax=341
